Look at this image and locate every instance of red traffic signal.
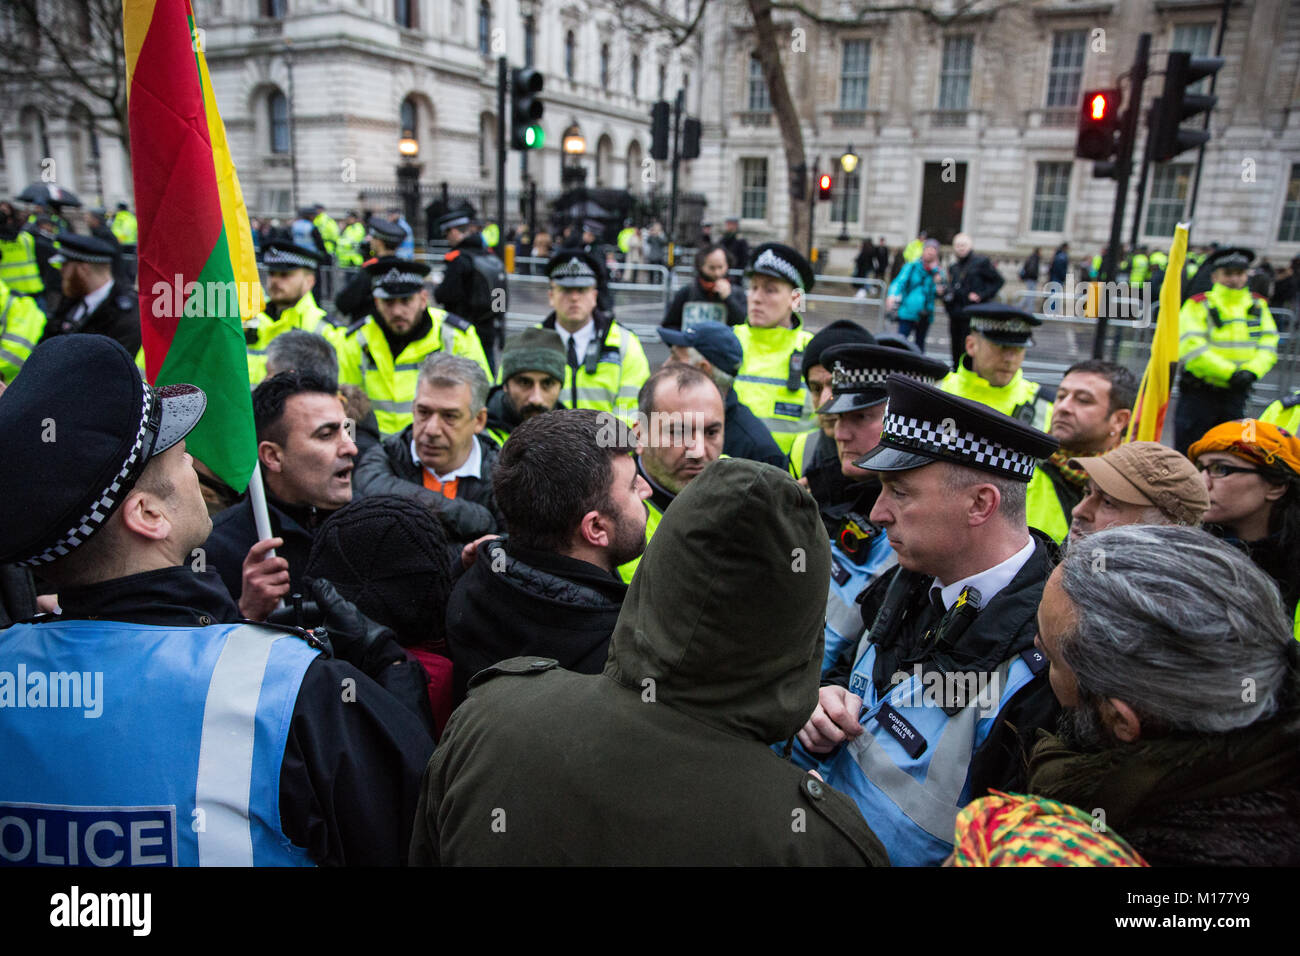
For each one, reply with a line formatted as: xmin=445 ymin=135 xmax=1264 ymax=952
xmin=817 ymin=173 xmax=832 ymax=200
xmin=1076 ymin=87 xmax=1121 ymax=163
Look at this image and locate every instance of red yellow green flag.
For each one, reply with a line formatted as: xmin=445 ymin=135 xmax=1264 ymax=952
xmin=125 ymin=0 xmax=264 ymax=492
xmin=1125 ymin=223 xmax=1188 ymax=444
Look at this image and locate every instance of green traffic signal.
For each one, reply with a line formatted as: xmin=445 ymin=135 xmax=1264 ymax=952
xmin=525 ymin=125 xmax=544 ymax=149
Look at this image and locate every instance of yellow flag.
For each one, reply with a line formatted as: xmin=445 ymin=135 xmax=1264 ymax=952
xmin=1125 ymin=224 xmax=1188 ymax=443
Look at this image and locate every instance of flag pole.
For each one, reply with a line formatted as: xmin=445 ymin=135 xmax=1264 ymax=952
xmin=245 ymin=459 xmax=285 ymax=610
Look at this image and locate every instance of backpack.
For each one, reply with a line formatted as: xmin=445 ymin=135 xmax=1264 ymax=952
xmin=467 ymin=249 xmax=508 ymax=318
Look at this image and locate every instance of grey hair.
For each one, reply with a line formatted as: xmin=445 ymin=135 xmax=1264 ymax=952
xmin=939 ymin=461 xmax=1026 ymax=524
xmin=1058 ymin=524 xmax=1295 ymax=734
xmin=265 ymin=329 xmax=339 ymax=386
xmin=418 ymin=353 xmax=490 ymax=415
xmin=682 ymin=346 xmax=735 ymax=394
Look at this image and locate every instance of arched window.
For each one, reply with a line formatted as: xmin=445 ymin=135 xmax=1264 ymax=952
xmin=268 ymin=89 xmax=289 ymax=153
xmin=262 ymin=0 xmax=286 ymax=17
xmin=394 ymin=0 xmax=416 ymax=29
xmin=600 ymin=44 xmax=610 ymax=89
xmin=631 ymin=54 xmax=640 ymax=98
xmin=478 ymin=1 xmax=491 ymax=55
xmin=565 ymin=30 xmax=575 ymax=80
xmin=524 ymin=16 xmax=535 ymax=68
xmin=400 ymin=96 xmax=417 ymax=140
xmin=657 ymin=63 xmax=667 ymax=99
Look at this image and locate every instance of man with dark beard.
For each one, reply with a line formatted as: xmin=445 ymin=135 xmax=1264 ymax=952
xmin=483 ymin=328 xmax=567 ymax=447
xmin=444 ymin=410 xmax=649 ymax=701
xmin=1029 ymin=524 xmax=1300 ymax=866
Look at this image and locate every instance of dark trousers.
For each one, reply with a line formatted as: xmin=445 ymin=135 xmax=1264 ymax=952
xmin=898 ymin=315 xmax=932 ymax=353
xmin=1174 ymin=378 xmax=1247 ymax=455
xmin=947 ymin=305 xmax=970 ymax=370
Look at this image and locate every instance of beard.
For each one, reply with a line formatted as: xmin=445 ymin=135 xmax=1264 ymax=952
xmin=606 ymin=506 xmax=649 ymax=568
xmin=1055 ymin=701 xmax=1110 ymax=753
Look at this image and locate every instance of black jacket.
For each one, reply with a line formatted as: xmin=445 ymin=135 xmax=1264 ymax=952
xmin=802 ymin=430 xmax=865 ymax=536
xmin=945 ymin=254 xmax=1004 ymax=315
xmin=45 ymin=564 xmax=434 ymax=866
xmin=353 ymin=428 xmax=504 ymax=542
xmin=434 ymin=237 xmax=493 ymax=333
xmin=445 ymin=537 xmax=626 ymax=702
xmin=333 ymin=266 xmax=374 ymax=324
xmin=203 ymin=494 xmax=334 ymax=608
xmin=825 ymin=535 xmax=1061 ymax=796
xmin=661 ymin=279 xmax=748 ymax=329
xmin=723 ymin=388 xmax=787 ymax=468
xmin=720 ymin=232 xmax=750 ymax=271
xmin=42 ymin=279 xmax=140 ymax=356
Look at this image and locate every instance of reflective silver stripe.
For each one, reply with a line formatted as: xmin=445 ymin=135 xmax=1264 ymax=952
xmin=0 ymin=348 xmax=26 ymax=370
xmin=575 ymin=386 xmax=615 ymax=402
xmin=1 ymin=331 xmax=34 ymax=351
xmin=441 ymin=323 xmax=456 ymax=353
xmin=802 ymin=433 xmax=819 ymax=474
xmin=762 ymin=417 xmax=813 ymax=433
xmin=617 ymin=385 xmax=640 ymax=398
xmin=393 ymin=362 xmax=423 ymax=372
xmin=246 ymin=347 xmax=269 ymax=357
xmin=1181 ymin=345 xmax=1211 ymax=362
xmin=194 ymin=625 xmax=281 ymax=867
xmin=825 ymin=588 xmax=864 ymax=643
xmin=736 ymin=373 xmax=790 ymax=387
xmin=369 ymin=397 xmax=410 ymax=413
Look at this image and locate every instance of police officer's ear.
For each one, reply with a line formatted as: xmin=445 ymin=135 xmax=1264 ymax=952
xmin=301 ymin=269 xmax=316 ymax=292
xmin=964 ymin=333 xmax=978 ymax=357
xmin=791 ymin=287 xmax=803 ymax=314
xmin=965 ymin=481 xmax=1002 ymax=527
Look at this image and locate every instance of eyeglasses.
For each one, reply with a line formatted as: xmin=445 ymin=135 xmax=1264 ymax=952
xmin=1196 ymin=461 xmax=1260 ymax=479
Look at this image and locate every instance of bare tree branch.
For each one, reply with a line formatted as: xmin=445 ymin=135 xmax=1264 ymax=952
xmin=767 ymin=0 xmax=1030 ymax=28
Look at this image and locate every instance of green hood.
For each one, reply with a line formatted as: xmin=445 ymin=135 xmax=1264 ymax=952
xmin=604 ymin=458 xmax=831 ymax=743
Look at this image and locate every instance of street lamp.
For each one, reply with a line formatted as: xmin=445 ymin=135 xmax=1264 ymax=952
xmin=838 ymin=146 xmax=859 ymax=241
xmin=396 ymin=129 xmax=421 ymax=241
xmin=562 ymin=123 xmax=587 ymax=186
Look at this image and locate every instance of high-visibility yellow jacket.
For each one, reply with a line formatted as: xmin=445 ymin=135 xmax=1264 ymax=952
xmin=939 ymin=356 xmax=1053 ymax=432
xmin=0 ymin=232 xmax=44 ymax=295
xmin=1178 ymin=285 xmax=1278 ymax=388
xmin=0 ymin=278 xmax=48 ymax=384
xmin=536 ymin=313 xmax=650 ymax=425
xmin=335 ymin=222 xmax=367 ymax=267
xmin=903 ymin=239 xmax=923 ymax=262
xmin=1261 ymin=390 xmax=1300 ymax=435
xmin=787 ymin=427 xmax=821 ymax=479
xmin=734 ymin=317 xmax=817 ymax=455
xmin=244 ymin=290 xmax=342 ymax=385
xmin=1024 ymin=467 xmax=1071 ymax=544
xmin=111 ymin=210 xmax=138 ymax=245
xmin=617 ymin=494 xmax=665 ymax=584
xmin=314 ymin=212 xmax=339 ymax=258
xmin=338 ymin=308 xmax=490 ymax=436
xmin=1128 ymin=253 xmax=1149 ymax=287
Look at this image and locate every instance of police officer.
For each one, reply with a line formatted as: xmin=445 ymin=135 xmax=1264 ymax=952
xmin=0 ymin=335 xmax=434 ymax=866
xmin=312 ymin=204 xmax=339 ymax=259
xmin=433 ymin=204 xmax=505 ymax=370
xmin=41 ymin=233 xmax=140 ymax=356
xmin=790 ymin=375 xmax=1061 ymax=866
xmin=110 ymin=201 xmax=138 ymax=247
xmin=337 ymin=256 xmax=490 ymax=435
xmin=245 ymin=241 xmax=340 ymax=385
xmin=538 ymin=249 xmax=650 ymax=423
xmin=1261 ymin=386 xmax=1300 ymax=435
xmin=1175 ymin=246 xmax=1279 ymax=454
xmin=939 ymin=302 xmax=1052 ymax=431
xmin=735 ymin=242 xmax=818 ymax=455
xmin=333 ymin=216 xmax=408 ymax=324
xmin=0 ymin=276 xmax=48 ymax=383
xmin=814 ymin=344 xmax=950 ymax=674
xmin=334 ymin=210 xmax=367 ymax=269
xmin=0 ymin=200 xmax=46 ymax=308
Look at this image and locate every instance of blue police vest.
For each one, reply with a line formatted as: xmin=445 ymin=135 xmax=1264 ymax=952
xmin=790 ymin=641 xmax=1038 ymax=866
xmin=0 ymin=621 xmax=319 ymax=867
xmin=290 ymin=219 xmax=317 ymax=253
xmin=823 ymin=532 xmax=896 ymax=676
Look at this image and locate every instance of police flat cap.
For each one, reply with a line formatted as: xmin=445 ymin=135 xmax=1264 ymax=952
xmin=856 ymin=374 xmax=1058 ymax=481
xmin=366 ymin=217 xmax=407 ymax=246
xmin=817 ymin=344 xmax=949 ymax=415
xmin=546 ymin=250 xmax=601 ymax=288
xmin=965 ymin=302 xmax=1042 ymax=347
xmin=50 ymin=233 xmax=116 ymax=265
xmin=0 ymin=336 xmax=206 ymax=566
xmin=261 ymin=240 xmax=327 ymax=270
xmin=747 ymin=241 xmax=815 ymax=293
xmin=364 ymin=256 xmax=431 ymax=298
xmin=1210 ymin=246 xmax=1254 ymax=270
xmin=436 ymin=205 xmax=476 ymax=234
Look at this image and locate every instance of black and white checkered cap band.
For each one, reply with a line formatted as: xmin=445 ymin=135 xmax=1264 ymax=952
xmin=832 ymin=363 xmax=940 ymax=391
xmin=375 ymin=266 xmax=427 ymax=289
xmin=882 ymin=410 xmax=1038 ymax=479
xmin=550 ymin=257 xmax=597 ymax=281
xmin=440 ymin=215 xmax=471 ymax=231
xmin=54 ymin=247 xmax=114 ymax=264
xmin=971 ymin=317 xmax=1033 ymax=335
xmin=752 ymin=249 xmax=803 ymax=289
xmin=263 ymin=247 xmax=319 ymax=270
xmin=20 ymin=387 xmax=155 ymax=567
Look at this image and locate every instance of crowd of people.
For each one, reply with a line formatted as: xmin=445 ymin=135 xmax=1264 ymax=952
xmin=1 ymin=196 xmax=1298 ymax=868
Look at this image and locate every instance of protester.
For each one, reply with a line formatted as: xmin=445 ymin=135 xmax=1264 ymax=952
xmin=942 ymin=232 xmax=1004 ymax=370
xmin=483 ymin=327 xmax=566 ymax=446
xmin=887 ymin=238 xmax=944 ymax=351
xmin=1028 ymin=524 xmax=1300 ymax=866
xmin=410 ymin=459 xmax=890 ymax=866
xmin=1067 ymin=442 xmax=1209 ymax=543
xmin=661 ymin=242 xmax=747 ymax=329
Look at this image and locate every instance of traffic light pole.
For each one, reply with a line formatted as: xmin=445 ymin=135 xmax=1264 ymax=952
xmin=497 ymin=57 xmax=507 ymax=243
xmin=669 ymin=89 xmax=684 ymax=244
xmin=1093 ymin=32 xmax=1150 ymax=359
xmin=1185 ymin=0 xmax=1232 ymax=223
xmin=807 ymin=158 xmax=818 ymax=261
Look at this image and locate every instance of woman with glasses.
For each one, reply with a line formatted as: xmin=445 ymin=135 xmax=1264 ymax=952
xmin=1189 ymin=419 xmax=1300 ymax=637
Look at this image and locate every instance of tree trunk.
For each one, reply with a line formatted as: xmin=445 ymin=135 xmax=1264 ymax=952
xmin=747 ymin=0 xmax=808 ymax=252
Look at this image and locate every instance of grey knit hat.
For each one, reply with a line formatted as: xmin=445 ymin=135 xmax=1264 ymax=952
xmin=500 ymin=327 xmax=567 ymax=383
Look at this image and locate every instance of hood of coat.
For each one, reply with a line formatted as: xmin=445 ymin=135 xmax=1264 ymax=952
xmin=603 ymin=458 xmax=831 ymax=743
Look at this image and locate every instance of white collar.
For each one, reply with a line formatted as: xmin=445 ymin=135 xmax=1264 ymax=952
xmin=931 ymin=535 xmax=1036 ymax=612
xmin=79 ymin=278 xmax=115 ymax=316
xmin=411 ymin=434 xmax=483 ymax=483
xmin=555 ymin=319 xmax=596 ymax=360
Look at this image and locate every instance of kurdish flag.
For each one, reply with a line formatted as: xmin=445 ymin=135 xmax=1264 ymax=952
xmin=125 ymin=0 xmax=263 ymax=492
xmin=1125 ymin=223 xmax=1188 ymax=444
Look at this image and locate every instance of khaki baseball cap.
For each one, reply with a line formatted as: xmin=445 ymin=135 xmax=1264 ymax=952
xmin=1068 ymin=442 xmax=1210 ymax=526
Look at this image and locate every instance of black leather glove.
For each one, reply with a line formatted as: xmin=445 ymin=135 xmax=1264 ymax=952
xmin=305 ymin=577 xmax=406 ymax=675
xmin=1229 ymin=369 xmax=1257 ymax=390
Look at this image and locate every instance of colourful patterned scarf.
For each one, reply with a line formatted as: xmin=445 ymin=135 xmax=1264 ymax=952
xmin=1048 ymin=448 xmax=1090 ymax=488
xmin=951 ymin=790 xmax=1148 ymax=867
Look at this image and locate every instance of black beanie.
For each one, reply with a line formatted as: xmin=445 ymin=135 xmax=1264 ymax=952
xmin=305 ymin=494 xmax=454 ymax=648
xmin=803 ymin=320 xmax=875 ymax=382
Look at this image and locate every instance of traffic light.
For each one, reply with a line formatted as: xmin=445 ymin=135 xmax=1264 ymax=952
xmin=789 ymin=162 xmax=807 ymax=200
xmin=1149 ymin=50 xmax=1224 ymax=163
xmin=510 ymin=67 xmax=545 ymax=150
xmin=1076 ymin=88 xmax=1120 ymax=161
xmin=817 ymin=173 xmax=832 ymax=201
xmin=650 ymin=101 xmax=671 ymax=161
xmin=681 ymin=118 xmax=701 ymax=160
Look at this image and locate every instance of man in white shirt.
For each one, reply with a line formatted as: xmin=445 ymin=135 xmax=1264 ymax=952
xmin=42 ymin=233 xmax=140 ymax=355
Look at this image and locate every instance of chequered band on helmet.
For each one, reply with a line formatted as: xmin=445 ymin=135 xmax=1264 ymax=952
xmin=376 ymin=267 xmax=427 ymax=288
xmin=881 ymin=409 xmax=1038 ymax=480
xmin=20 ymin=386 xmax=158 ymax=567
xmin=550 ymin=257 xmax=596 ymax=281
xmin=752 ymin=248 xmax=804 ymax=290
xmin=262 ymin=247 xmax=320 ymax=270
xmin=971 ymin=317 xmax=1033 ymax=334
xmin=831 ymin=363 xmax=942 ymax=392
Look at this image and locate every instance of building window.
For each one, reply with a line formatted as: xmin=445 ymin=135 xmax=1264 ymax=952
xmin=1278 ymin=164 xmax=1300 ymax=242
xmin=1144 ymin=163 xmax=1193 ymax=237
xmin=262 ymin=0 xmax=286 ymax=17
xmin=1045 ymin=30 xmax=1086 ymax=108
xmin=478 ymin=2 xmax=491 ymax=54
xmin=741 ymin=158 xmax=767 ymax=220
xmin=524 ymin=16 xmax=535 ymax=68
xmin=658 ymin=63 xmax=667 ymax=99
xmin=1173 ymin=22 xmax=1215 ymax=94
xmin=395 ymin=0 xmax=416 ymax=30
xmin=600 ymin=44 xmax=610 ymax=89
xmin=400 ymin=96 xmax=417 ymax=140
xmin=938 ymin=34 xmax=973 ymax=110
xmin=565 ymin=30 xmax=575 ymax=80
xmin=268 ymin=90 xmax=290 ymax=154
xmin=840 ymin=39 xmax=870 ymax=110
xmin=748 ymin=54 xmax=770 ymax=112
xmin=833 ymin=170 xmax=861 ymax=224
xmin=631 ymin=54 xmax=640 ymax=97
xmin=1030 ymin=161 xmax=1071 ymax=232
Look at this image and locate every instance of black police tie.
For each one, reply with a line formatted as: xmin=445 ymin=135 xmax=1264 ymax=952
xmin=567 ymin=335 xmax=580 ymax=371
xmin=929 ymin=588 xmax=948 ymax=625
